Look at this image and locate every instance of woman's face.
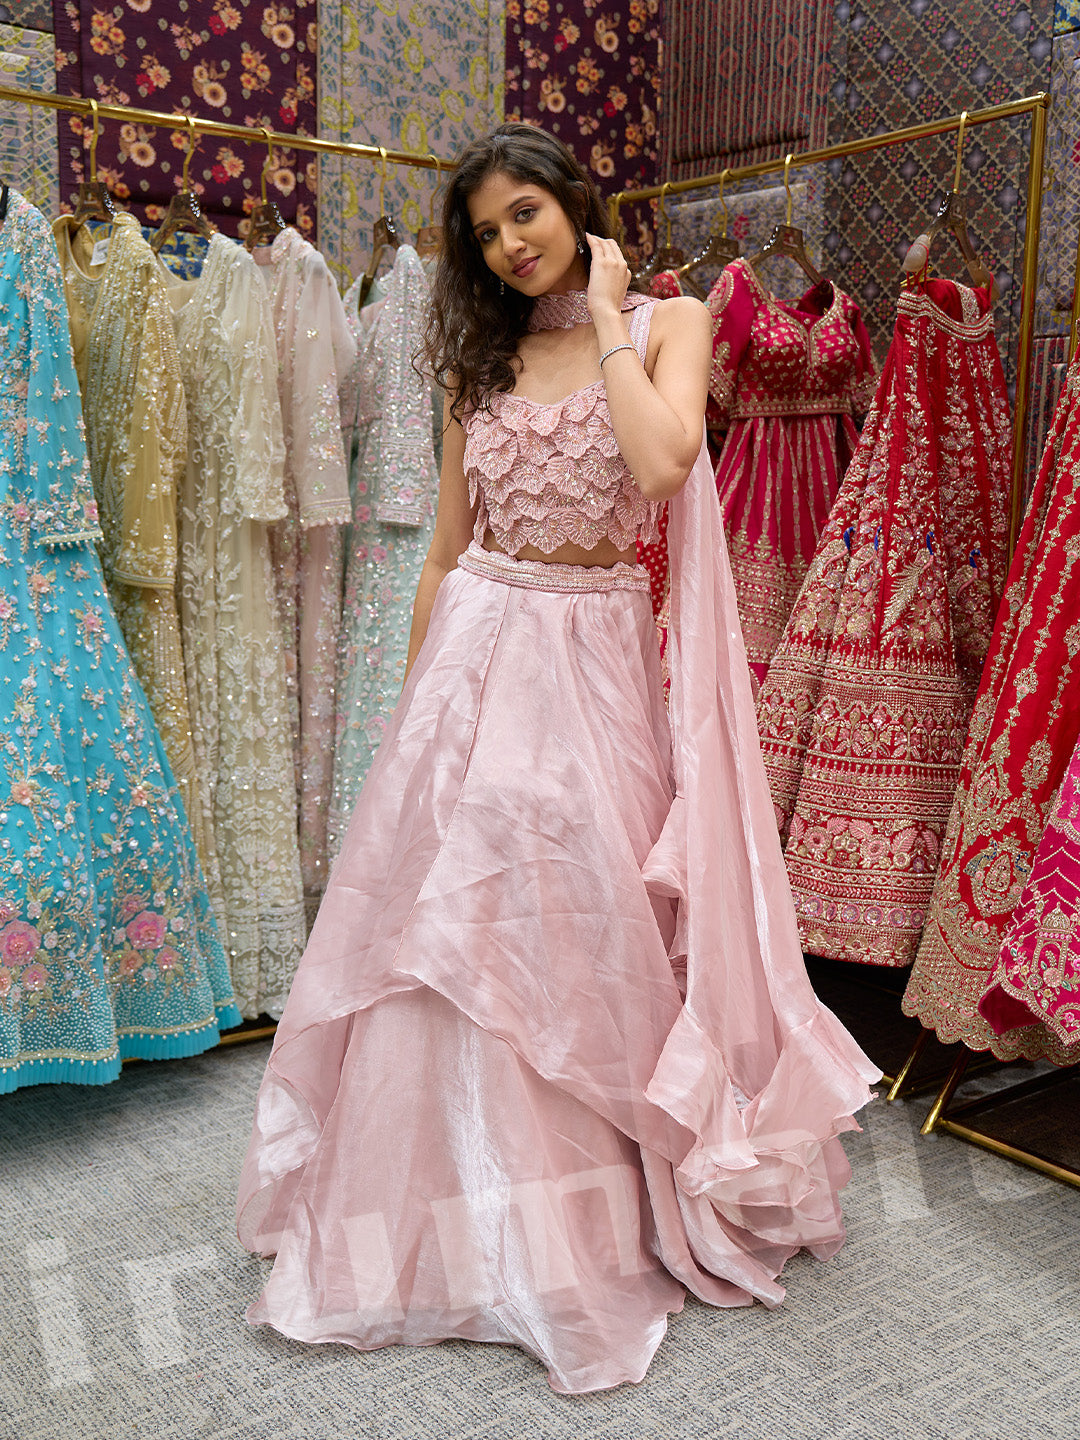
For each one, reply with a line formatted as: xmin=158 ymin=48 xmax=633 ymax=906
xmin=466 ymin=169 xmax=588 ymax=298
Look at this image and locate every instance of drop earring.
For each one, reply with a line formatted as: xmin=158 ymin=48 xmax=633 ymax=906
xmin=576 ymin=236 xmax=585 ymax=254
xmin=499 ymin=279 xmax=505 ymax=296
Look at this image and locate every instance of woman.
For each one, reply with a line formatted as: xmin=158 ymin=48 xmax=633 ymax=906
xmin=237 ymin=124 xmax=878 ymax=1395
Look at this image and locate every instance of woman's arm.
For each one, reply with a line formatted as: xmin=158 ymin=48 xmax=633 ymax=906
xmin=586 ymin=234 xmax=712 ymax=501
xmin=404 ymin=392 xmax=478 ymax=680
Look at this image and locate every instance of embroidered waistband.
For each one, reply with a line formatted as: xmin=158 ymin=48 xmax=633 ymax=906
xmin=457 ymin=540 xmax=650 ymax=595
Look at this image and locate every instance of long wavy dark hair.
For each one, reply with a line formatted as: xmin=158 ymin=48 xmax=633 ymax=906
xmin=423 ymin=123 xmax=618 ymax=422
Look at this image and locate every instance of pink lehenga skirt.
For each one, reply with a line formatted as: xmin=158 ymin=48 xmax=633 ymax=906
xmin=237 ymin=515 xmax=877 ymax=1392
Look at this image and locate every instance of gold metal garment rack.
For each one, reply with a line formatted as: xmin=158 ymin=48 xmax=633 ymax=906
xmin=0 ymin=80 xmax=455 ymax=172
xmin=611 ymin=92 xmax=1052 ymax=555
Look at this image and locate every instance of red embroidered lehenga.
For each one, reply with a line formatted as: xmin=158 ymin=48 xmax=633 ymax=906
xmin=981 ymin=743 xmax=1080 ymax=1051
xmin=708 ymin=258 xmax=875 ymax=691
xmin=756 ymin=280 xmax=1011 ymax=968
xmin=902 ymin=347 xmax=1080 ymax=1058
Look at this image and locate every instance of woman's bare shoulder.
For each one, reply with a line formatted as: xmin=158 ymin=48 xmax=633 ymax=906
xmin=649 ymin=292 xmax=710 ymax=326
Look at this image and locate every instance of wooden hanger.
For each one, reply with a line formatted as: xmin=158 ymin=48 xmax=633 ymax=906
xmin=416 ymin=153 xmax=443 ymax=259
xmin=358 ymin=147 xmax=403 ymax=306
xmin=902 ymin=111 xmax=997 ymax=297
xmin=635 ymin=182 xmax=686 ymax=283
xmin=151 ymin=116 xmax=217 ymax=253
xmin=72 ymin=99 xmax=118 ymax=226
xmin=748 ymin=153 xmax=824 ymax=286
xmin=678 ymin=168 xmax=740 ymax=295
xmin=245 ymin=127 xmax=287 ymax=251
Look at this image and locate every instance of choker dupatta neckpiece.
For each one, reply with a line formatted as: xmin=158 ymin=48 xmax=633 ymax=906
xmin=526 ymin=289 xmax=651 ymax=332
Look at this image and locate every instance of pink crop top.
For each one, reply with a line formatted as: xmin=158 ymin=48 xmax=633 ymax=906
xmin=462 ymin=298 xmax=663 ymax=555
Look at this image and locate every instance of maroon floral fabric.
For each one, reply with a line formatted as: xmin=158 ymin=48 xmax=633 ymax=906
xmin=504 ymin=0 xmax=662 ymax=221
xmin=52 ymin=0 xmax=317 ymax=241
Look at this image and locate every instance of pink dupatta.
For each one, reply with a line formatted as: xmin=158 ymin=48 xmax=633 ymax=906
xmin=647 ymin=430 xmax=880 ymax=1251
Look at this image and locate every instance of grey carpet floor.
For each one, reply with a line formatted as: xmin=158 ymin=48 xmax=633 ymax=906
xmin=1 ymin=1040 xmax=1078 ymax=1440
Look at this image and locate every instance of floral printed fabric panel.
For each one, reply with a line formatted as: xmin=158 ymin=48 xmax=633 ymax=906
xmin=0 ymin=25 xmax=59 ymax=214
xmin=1057 ymin=0 xmax=1080 ymax=33
xmin=504 ymin=0 xmax=662 ymax=209
xmin=318 ymin=0 xmax=505 ymax=288
xmin=822 ymin=0 xmax=1053 ymax=381
xmin=51 ymin=0 xmax=318 ymax=242
xmin=1035 ymin=30 xmax=1080 ymax=335
xmin=661 ymin=0 xmax=833 ymax=177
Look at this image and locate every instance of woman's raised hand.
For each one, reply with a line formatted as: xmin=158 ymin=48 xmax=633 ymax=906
xmin=585 ymin=233 xmax=630 ymax=321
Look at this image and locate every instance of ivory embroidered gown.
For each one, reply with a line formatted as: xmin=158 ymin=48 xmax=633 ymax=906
xmin=756 ymin=280 xmax=1011 ymax=968
xmin=707 ymin=258 xmax=875 ymax=692
xmin=0 ymin=189 xmax=239 ymax=1092
xmin=237 ymin=291 xmax=878 ymax=1393
xmin=163 ymin=234 xmax=307 ymax=1020
xmin=903 ymin=342 xmax=1080 ymax=1060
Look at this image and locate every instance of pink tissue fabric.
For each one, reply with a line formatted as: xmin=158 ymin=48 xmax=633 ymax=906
xmin=237 ymin=421 xmax=878 ymax=1392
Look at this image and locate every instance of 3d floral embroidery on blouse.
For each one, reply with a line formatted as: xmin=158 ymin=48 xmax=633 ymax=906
xmin=463 ymin=305 xmax=662 ymax=558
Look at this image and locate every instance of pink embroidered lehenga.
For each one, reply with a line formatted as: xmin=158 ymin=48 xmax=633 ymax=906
xmin=252 ymin=229 xmax=355 ymax=905
xmin=237 ymin=292 xmax=878 ymax=1393
xmin=756 ymin=280 xmax=1011 ymax=968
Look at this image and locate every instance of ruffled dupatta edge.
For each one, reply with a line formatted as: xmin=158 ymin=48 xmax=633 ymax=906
xmin=644 ymin=430 xmax=881 ymax=1252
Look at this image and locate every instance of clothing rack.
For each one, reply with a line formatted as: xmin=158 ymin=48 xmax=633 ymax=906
xmin=0 ymin=80 xmax=455 ymax=173
xmin=614 ymin=97 xmax=1080 ymax=1191
xmin=610 ymin=93 xmax=1052 ymax=556
xmin=919 ymin=1052 xmax=1080 ymax=1189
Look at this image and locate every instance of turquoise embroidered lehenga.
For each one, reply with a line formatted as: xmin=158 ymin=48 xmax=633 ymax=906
xmin=0 ymin=188 xmax=239 ymax=1092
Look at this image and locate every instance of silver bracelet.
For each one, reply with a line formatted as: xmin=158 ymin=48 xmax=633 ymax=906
xmin=598 ymin=343 xmax=635 ymax=366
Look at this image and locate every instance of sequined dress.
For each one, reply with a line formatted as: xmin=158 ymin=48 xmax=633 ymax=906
xmin=52 ymin=211 xmax=223 ymax=921
xmin=756 ymin=280 xmax=1011 ymax=968
xmin=328 ymin=247 xmax=437 ymax=859
xmin=707 ymin=258 xmax=875 ymax=691
xmin=903 ymin=342 xmax=1080 ymax=1060
xmin=0 ymin=189 xmax=239 ymax=1092
xmin=237 ymin=292 xmax=877 ymax=1393
xmin=164 ymin=233 xmax=307 ymax=1020
xmin=252 ymin=228 xmax=355 ymax=904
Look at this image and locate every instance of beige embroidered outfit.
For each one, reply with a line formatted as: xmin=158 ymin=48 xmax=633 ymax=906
xmin=53 ymin=212 xmax=223 ymax=920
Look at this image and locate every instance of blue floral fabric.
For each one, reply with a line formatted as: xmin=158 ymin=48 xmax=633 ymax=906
xmin=0 ymin=188 xmax=240 ymax=1093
